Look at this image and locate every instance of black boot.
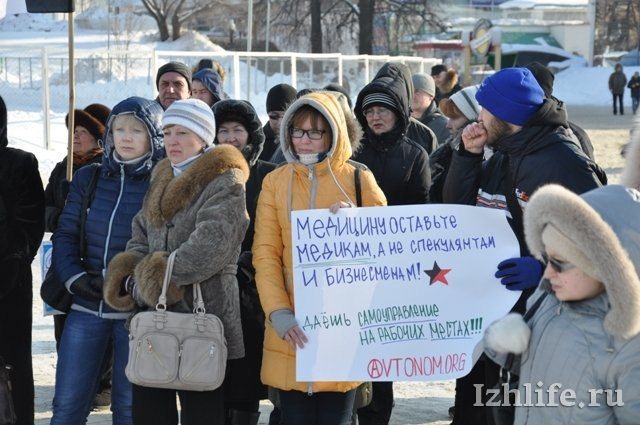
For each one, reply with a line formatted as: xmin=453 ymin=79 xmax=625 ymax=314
xmin=229 ymin=409 xmax=260 ymax=425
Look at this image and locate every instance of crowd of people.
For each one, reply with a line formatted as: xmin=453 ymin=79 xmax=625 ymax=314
xmin=0 ymin=56 xmax=638 ymax=425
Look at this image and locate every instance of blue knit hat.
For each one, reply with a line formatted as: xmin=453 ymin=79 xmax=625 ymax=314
xmin=475 ymin=68 xmax=544 ymax=126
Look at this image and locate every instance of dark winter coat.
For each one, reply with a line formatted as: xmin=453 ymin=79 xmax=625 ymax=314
xmin=407 ymin=116 xmax=438 ymax=154
xmin=354 ymin=62 xmax=431 ymax=205
xmin=213 ymin=99 xmax=275 ymax=401
xmin=568 ymin=120 xmax=595 ymax=161
xmin=609 ymin=70 xmax=628 ymax=95
xmin=443 ymin=97 xmax=606 ymax=311
xmin=628 ymin=76 xmax=640 ymax=98
xmin=104 ymin=145 xmax=250 ymax=360
xmin=52 ymin=97 xmax=165 ymax=319
xmin=428 ymin=125 xmax=468 ymax=204
xmin=260 ymin=122 xmax=279 ymax=161
xmin=417 ymin=101 xmax=450 ymax=147
xmin=44 ymin=155 xmax=103 ymax=232
xmin=0 ymin=96 xmax=45 ymax=301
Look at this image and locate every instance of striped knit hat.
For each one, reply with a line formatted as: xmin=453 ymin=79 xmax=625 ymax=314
xmin=361 ymin=93 xmax=397 ymax=113
xmin=162 ymin=98 xmax=216 ymax=146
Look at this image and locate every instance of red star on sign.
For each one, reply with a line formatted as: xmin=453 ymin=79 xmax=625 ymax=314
xmin=425 ymin=261 xmax=451 ymax=285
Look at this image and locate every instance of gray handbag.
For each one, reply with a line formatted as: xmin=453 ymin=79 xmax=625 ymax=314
xmin=125 ymin=251 xmax=228 ymax=391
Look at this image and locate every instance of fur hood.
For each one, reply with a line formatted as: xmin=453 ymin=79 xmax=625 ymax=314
xmin=524 ymin=184 xmax=640 ymax=339
xmin=621 ymin=112 xmax=640 ymax=190
xmin=280 ymin=91 xmax=362 ymax=166
xmin=144 ymin=144 xmax=249 ymax=228
xmin=212 ymin=99 xmax=265 ymax=167
xmin=439 ymin=69 xmax=460 ymax=94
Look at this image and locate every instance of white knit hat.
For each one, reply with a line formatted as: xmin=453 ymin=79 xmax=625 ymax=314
xmin=449 ymin=86 xmax=480 ymax=121
xmin=162 ymin=98 xmax=216 ymax=146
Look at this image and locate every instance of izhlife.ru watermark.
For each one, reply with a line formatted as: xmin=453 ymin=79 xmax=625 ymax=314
xmin=474 ymin=382 xmax=624 ymax=408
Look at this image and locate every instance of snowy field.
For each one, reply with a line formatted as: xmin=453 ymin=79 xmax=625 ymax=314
xmin=2 ymin=10 xmax=638 ymax=425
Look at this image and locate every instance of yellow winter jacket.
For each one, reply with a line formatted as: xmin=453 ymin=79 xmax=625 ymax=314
xmin=253 ymin=92 xmax=387 ymax=393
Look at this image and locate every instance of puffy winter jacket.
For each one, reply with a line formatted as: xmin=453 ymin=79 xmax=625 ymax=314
xmin=52 ymin=97 xmax=165 ymax=318
xmin=253 ymin=91 xmax=387 ymax=393
xmin=609 ymin=70 xmax=628 ymax=95
xmin=488 ymin=285 xmax=640 ymax=425
xmin=354 ymin=62 xmax=432 ymax=206
xmin=443 ymin=98 xmax=606 ymax=312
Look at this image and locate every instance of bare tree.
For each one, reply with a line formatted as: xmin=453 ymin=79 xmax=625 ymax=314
xmin=140 ymin=0 xmax=216 ymax=41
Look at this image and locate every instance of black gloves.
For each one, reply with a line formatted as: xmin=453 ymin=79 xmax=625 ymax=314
xmin=70 ymin=272 xmax=103 ymax=302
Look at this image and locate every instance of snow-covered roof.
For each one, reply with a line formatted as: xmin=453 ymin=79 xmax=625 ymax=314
xmin=499 ymin=0 xmax=587 ymax=9
xmin=501 ymin=43 xmax=571 ymax=57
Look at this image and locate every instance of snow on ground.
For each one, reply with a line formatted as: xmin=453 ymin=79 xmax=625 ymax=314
xmin=555 ymin=65 xmax=640 ymax=107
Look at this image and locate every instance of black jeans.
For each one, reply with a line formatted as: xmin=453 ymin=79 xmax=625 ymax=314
xmin=132 ymin=384 xmax=224 ymax=425
xmin=632 ymin=95 xmax=639 ymax=114
xmin=279 ymin=389 xmax=356 ymax=425
xmin=357 ymin=382 xmax=393 ymax=425
xmin=0 ymin=282 xmax=33 ymax=425
xmin=613 ymin=93 xmax=624 ymax=114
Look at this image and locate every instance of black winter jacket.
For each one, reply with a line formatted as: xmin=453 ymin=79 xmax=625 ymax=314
xmin=0 ymin=96 xmax=45 ymax=300
xmin=213 ymin=99 xmax=274 ymax=401
xmin=44 ymin=155 xmax=103 ymax=233
xmin=260 ymin=122 xmax=279 ymax=162
xmin=443 ymin=98 xmax=606 ymax=249
xmin=417 ymin=101 xmax=450 ymax=147
xmin=628 ymin=76 xmax=640 ymax=98
xmin=354 ymin=62 xmax=431 ymax=205
xmin=407 ymin=117 xmax=438 ymax=154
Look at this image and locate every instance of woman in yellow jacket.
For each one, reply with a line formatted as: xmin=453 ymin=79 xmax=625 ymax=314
xmin=253 ymin=91 xmax=387 ymax=424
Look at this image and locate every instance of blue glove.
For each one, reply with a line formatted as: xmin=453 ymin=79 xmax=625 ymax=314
xmin=495 ymin=256 xmax=543 ymax=291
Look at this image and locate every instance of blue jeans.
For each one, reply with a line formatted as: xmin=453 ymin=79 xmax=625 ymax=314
xmin=51 ymin=310 xmax=132 ymax=425
xmin=279 ymin=389 xmax=356 ymax=425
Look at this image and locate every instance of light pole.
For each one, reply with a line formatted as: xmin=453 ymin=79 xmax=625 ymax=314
xmin=265 ymin=0 xmax=271 ymax=52
xmin=247 ymin=0 xmax=253 ymax=52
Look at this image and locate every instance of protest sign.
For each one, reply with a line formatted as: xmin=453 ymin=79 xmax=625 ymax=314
xmin=292 ymin=204 xmax=520 ymax=381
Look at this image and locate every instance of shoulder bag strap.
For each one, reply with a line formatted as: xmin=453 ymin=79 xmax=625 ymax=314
xmin=156 ymin=251 xmax=177 ymax=310
xmin=355 ymin=167 xmax=362 ymax=207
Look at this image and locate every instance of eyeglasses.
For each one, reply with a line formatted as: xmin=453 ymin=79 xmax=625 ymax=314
xmin=541 ymin=253 xmax=575 ymax=273
xmin=290 ymin=128 xmax=326 ymax=140
xmin=363 ymin=106 xmax=393 ymax=119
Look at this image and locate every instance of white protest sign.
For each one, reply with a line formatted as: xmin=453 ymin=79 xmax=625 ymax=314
xmin=292 ymin=204 xmax=520 ymax=382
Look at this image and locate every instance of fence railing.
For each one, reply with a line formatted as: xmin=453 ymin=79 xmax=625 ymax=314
xmin=0 ymin=48 xmax=439 ymax=149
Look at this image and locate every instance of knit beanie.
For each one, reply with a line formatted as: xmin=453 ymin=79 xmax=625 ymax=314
xmin=525 ymin=62 xmax=555 ymax=98
xmin=65 ymin=103 xmax=112 ymax=140
xmin=162 ymin=99 xmax=216 ymax=146
xmin=524 ymin=184 xmax=640 ymax=338
xmin=412 ymin=73 xmax=436 ymax=97
xmin=448 ymin=86 xmax=480 ymax=121
xmin=266 ymin=83 xmax=297 ymax=112
xmin=475 ymin=68 xmax=544 ymax=126
xmin=156 ymin=61 xmax=192 ymax=90
xmin=361 ymin=93 xmax=398 ymax=114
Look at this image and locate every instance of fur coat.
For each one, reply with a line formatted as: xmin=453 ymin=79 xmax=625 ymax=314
xmin=104 ymin=145 xmax=250 ymax=359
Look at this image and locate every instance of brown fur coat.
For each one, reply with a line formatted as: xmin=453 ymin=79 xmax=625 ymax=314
xmin=104 ymin=145 xmax=250 ymax=359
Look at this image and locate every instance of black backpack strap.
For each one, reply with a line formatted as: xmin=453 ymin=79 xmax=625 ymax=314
xmin=79 ymin=164 xmax=101 ymax=261
xmin=347 ymin=160 xmax=369 ymax=208
xmin=355 ymin=167 xmax=362 ymax=207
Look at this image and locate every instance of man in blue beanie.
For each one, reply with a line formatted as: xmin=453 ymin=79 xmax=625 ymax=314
xmin=442 ymin=67 xmax=607 ymax=425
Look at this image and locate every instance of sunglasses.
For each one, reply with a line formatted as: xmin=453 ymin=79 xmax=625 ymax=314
xmin=541 ymin=253 xmax=575 ymax=273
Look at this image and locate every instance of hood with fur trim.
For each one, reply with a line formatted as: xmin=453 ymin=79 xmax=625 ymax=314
xmin=143 ymin=144 xmax=249 ymax=227
xmin=524 ymin=184 xmax=640 ymax=339
xmin=621 ymin=113 xmax=640 ymax=190
xmin=280 ymin=91 xmax=362 ymax=167
xmin=212 ymin=99 xmax=265 ymax=167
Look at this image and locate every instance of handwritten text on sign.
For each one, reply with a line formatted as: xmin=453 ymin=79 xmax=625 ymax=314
xmin=292 ymin=204 xmax=520 ymax=381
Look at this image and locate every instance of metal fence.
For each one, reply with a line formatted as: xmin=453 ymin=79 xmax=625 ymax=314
xmin=0 ymin=48 xmax=439 ymax=149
